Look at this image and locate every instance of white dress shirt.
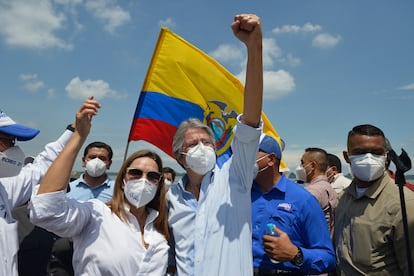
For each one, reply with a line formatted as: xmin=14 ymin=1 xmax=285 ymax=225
xmin=331 ymin=173 xmax=351 ymax=194
xmin=30 ymin=191 xmax=169 ymax=276
xmin=167 ymin=117 xmax=262 ymax=276
xmin=0 ymin=129 xmax=71 ymax=276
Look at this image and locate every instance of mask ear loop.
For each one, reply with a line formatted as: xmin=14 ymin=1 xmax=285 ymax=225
xmin=326 ymin=167 xmax=335 ymax=183
xmin=256 ymin=153 xmax=276 ymax=174
xmin=256 ymin=153 xmax=270 ymax=163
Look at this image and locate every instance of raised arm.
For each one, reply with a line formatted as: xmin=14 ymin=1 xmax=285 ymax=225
xmin=231 ymin=14 xmax=263 ymax=128
xmin=37 ymin=97 xmax=101 ymax=194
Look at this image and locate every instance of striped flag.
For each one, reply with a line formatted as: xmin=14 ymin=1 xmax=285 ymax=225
xmin=128 ymin=27 xmax=287 ymax=169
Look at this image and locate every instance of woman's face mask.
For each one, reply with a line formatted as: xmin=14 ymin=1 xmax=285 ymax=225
xmin=124 ymin=178 xmax=158 ymax=208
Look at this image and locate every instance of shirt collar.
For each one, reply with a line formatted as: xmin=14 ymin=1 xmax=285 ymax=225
xmin=77 ymin=173 xmax=111 ymax=188
xmin=253 ymin=174 xmax=288 ymax=194
xmin=310 ymin=174 xmax=329 ymax=185
xmin=178 ymin=170 xmax=215 ymax=191
xmin=123 ymin=202 xmax=160 ymax=225
xmin=348 ymin=172 xmax=389 ymax=199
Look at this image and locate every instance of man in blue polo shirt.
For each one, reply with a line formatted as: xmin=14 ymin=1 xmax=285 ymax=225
xmin=252 ymin=134 xmax=336 ymax=275
xmin=66 ymin=141 xmax=114 ymax=202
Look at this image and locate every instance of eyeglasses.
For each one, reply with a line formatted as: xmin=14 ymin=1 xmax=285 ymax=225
xmin=126 ymin=167 xmax=161 ymax=184
xmin=0 ymin=137 xmax=16 ymax=146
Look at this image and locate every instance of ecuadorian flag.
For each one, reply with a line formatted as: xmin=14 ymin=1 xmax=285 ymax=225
xmin=128 ymin=28 xmax=287 ymax=169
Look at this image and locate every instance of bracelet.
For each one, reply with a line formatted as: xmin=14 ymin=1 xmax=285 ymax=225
xmin=66 ymin=124 xmax=75 ymax=132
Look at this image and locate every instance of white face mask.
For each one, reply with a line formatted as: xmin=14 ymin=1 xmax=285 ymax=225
xmin=295 ymin=165 xmax=307 ymax=183
xmin=85 ymin=158 xmax=107 ymax=177
xmin=124 ymin=178 xmax=158 ymax=208
xmin=183 ymin=142 xmax=216 ymax=175
xmin=349 ymin=153 xmax=386 ymax=182
xmin=0 ymin=145 xmax=25 ymax=178
xmin=164 ymin=179 xmax=173 ymax=190
xmin=295 ymin=162 xmax=313 ymax=183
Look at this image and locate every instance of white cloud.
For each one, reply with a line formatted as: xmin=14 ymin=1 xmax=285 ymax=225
xmin=54 ymin=0 xmax=82 ymax=5
xmin=263 ymin=70 xmax=295 ymax=99
xmin=65 ymin=77 xmax=125 ymax=100
xmin=19 ymin=73 xmax=45 ymax=92
xmin=399 ymin=83 xmax=414 ymax=90
xmin=282 ymin=149 xmax=303 ymax=172
xmin=312 ymin=33 xmax=342 ymax=48
xmin=159 ymin=17 xmax=176 ymax=29
xmin=54 ymin=0 xmax=84 ymax=32
xmin=210 ymin=44 xmax=244 ymax=64
xmin=213 ymin=38 xmax=295 ymax=99
xmin=272 ymin=22 xmax=322 ymax=34
xmin=263 ymin=38 xmax=282 ymax=69
xmin=280 ymin=53 xmax=301 ymax=67
xmin=302 ymin=22 xmax=322 ymax=33
xmin=236 ymin=69 xmax=295 ymax=100
xmin=84 ymin=0 xmax=131 ymax=33
xmin=0 ymin=0 xmax=72 ymax=50
xmin=212 ymin=39 xmax=284 ymax=70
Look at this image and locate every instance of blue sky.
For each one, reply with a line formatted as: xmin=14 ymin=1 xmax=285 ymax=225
xmin=1 ymin=0 xmax=413 ymax=175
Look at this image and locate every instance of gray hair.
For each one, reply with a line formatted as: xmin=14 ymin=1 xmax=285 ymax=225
xmin=172 ymin=118 xmax=215 ymax=157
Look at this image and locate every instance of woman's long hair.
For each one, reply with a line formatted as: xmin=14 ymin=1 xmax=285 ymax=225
xmin=107 ymin=149 xmax=169 ymax=240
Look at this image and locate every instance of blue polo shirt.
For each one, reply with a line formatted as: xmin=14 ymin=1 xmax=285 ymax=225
xmin=66 ymin=174 xmax=114 ymax=202
xmin=252 ymin=174 xmax=336 ymax=274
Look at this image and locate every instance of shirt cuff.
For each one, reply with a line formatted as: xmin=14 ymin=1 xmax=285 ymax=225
xmin=235 ymin=113 xmax=263 ymax=142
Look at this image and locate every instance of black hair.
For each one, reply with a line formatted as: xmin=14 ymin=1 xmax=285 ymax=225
xmin=83 ymin=141 xmax=113 ymax=160
xmin=163 ymin=166 xmax=176 ymax=180
xmin=347 ymin=124 xmax=385 ymax=148
xmin=305 ymin=147 xmax=329 ymax=172
xmin=327 ymin=153 xmax=342 ymax=173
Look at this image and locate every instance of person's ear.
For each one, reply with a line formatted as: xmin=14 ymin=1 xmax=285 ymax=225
xmin=343 ymin=151 xmax=350 ymax=164
xmin=268 ymin=153 xmax=278 ymax=167
xmin=176 ymin=153 xmax=186 ymax=169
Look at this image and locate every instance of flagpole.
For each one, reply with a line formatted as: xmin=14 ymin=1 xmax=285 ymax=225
xmin=388 ymin=148 xmax=413 ymax=276
xmin=123 ymin=141 xmax=130 ymax=162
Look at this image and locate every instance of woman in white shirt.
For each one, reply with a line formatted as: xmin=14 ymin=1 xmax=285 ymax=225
xmin=29 ymin=98 xmax=169 ymax=275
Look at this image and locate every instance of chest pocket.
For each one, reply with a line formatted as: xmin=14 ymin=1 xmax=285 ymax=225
xmin=269 ymin=206 xmax=296 ymax=237
xmin=350 ymin=216 xmax=392 ymax=266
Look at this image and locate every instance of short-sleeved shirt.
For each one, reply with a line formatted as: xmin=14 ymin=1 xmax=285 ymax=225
xmin=66 ymin=174 xmax=114 ymax=202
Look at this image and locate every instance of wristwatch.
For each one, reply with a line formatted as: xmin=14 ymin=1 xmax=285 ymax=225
xmin=292 ymin=247 xmax=304 ymax=266
xmin=66 ymin=124 xmax=75 ymax=132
